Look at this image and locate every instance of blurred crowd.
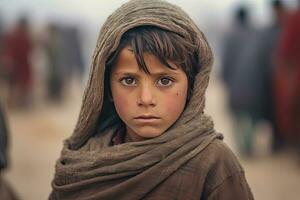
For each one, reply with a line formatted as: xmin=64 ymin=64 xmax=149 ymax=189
xmin=0 ymin=16 xmax=86 ymax=109
xmin=220 ymin=0 xmax=300 ymax=157
xmin=0 ymin=14 xmax=86 ymax=199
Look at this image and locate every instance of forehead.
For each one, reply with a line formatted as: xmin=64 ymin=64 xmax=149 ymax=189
xmin=111 ymin=47 xmax=180 ymax=74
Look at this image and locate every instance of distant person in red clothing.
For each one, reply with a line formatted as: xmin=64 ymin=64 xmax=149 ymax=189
xmin=274 ymin=0 xmax=300 ymax=150
xmin=4 ymin=17 xmax=33 ymax=108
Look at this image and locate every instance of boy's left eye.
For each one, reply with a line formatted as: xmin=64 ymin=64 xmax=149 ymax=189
xmin=157 ymin=77 xmax=173 ymax=86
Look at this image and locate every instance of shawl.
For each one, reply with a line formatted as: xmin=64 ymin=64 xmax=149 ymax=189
xmin=50 ymin=0 xmax=223 ymax=199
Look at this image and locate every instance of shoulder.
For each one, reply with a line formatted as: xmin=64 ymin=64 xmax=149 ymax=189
xmin=190 ymin=139 xmax=245 ymax=183
xmin=202 ymin=139 xmax=244 ymax=174
xmin=199 ymin=139 xmax=254 ymax=199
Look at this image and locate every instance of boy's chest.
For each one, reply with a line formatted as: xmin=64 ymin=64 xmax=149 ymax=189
xmin=144 ymin=157 xmax=207 ymax=200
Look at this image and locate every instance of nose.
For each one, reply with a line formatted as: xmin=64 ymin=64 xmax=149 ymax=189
xmin=137 ymin=83 xmax=156 ymax=107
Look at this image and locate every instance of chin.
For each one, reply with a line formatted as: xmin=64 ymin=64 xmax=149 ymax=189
xmin=135 ymin=127 xmax=165 ymax=139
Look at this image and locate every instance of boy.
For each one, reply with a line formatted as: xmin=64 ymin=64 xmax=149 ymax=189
xmin=50 ymin=0 xmax=254 ymax=199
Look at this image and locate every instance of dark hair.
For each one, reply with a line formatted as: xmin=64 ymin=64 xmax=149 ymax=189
xmin=106 ymin=26 xmax=199 ymax=100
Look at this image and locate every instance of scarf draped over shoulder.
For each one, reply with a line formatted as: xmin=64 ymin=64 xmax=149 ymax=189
xmin=50 ymin=0 xmax=223 ymax=199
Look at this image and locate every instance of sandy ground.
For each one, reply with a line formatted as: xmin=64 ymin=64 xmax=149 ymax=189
xmin=2 ymin=75 xmax=300 ymax=200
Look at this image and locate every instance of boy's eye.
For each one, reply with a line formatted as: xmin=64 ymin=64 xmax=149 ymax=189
xmin=120 ymin=77 xmax=136 ymax=86
xmin=157 ymin=77 xmax=173 ymax=87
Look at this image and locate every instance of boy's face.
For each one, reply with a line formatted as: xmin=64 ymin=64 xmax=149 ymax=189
xmin=110 ymin=47 xmax=188 ymax=142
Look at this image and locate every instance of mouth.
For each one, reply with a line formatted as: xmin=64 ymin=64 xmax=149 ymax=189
xmin=133 ymin=115 xmax=161 ymax=123
xmin=134 ymin=115 xmax=160 ymax=120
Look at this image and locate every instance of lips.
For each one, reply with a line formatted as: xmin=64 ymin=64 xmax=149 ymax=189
xmin=134 ymin=115 xmax=160 ymax=119
xmin=133 ymin=115 xmax=161 ymax=123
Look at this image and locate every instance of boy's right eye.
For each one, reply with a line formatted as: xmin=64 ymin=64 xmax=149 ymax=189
xmin=120 ymin=77 xmax=137 ymax=86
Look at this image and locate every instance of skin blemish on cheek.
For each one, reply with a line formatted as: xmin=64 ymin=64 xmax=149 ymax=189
xmin=176 ymin=92 xmax=179 ymax=96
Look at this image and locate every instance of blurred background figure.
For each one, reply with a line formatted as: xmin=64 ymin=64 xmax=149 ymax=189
xmin=221 ymin=5 xmax=257 ymax=156
xmin=254 ymin=0 xmax=287 ymax=153
xmin=43 ymin=23 xmax=65 ymax=103
xmin=221 ymin=6 xmax=252 ymax=90
xmin=0 ymin=15 xmax=13 ymax=107
xmin=60 ymin=26 xmax=85 ymax=85
xmin=42 ymin=23 xmax=85 ymax=103
xmin=274 ymin=0 xmax=300 ymax=155
xmin=3 ymin=17 xmax=33 ymax=109
xmin=221 ymin=1 xmax=288 ymax=157
xmin=0 ymin=102 xmax=19 ymax=200
xmin=0 ymin=15 xmax=6 ymax=102
xmin=237 ymin=0 xmax=287 ymax=154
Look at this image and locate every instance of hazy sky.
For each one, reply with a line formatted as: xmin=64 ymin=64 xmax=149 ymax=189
xmin=1 ymin=0 xmax=297 ymax=28
xmin=1 ymin=0 xmax=238 ymax=23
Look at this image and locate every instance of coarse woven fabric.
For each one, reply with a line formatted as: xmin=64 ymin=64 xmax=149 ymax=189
xmin=50 ymin=0 xmax=224 ymax=199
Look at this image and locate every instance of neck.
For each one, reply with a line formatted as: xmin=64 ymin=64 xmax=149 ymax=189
xmin=125 ymin=127 xmax=146 ymax=142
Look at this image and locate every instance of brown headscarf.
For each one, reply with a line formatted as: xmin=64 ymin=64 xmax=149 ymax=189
xmin=50 ymin=0 xmax=223 ymax=199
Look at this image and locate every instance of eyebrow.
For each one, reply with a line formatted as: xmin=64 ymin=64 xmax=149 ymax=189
xmin=112 ymin=71 xmax=179 ymax=77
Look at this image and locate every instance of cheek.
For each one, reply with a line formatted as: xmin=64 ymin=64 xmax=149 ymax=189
xmin=111 ymin=88 xmax=133 ymax=119
xmin=163 ymin=89 xmax=187 ymax=117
